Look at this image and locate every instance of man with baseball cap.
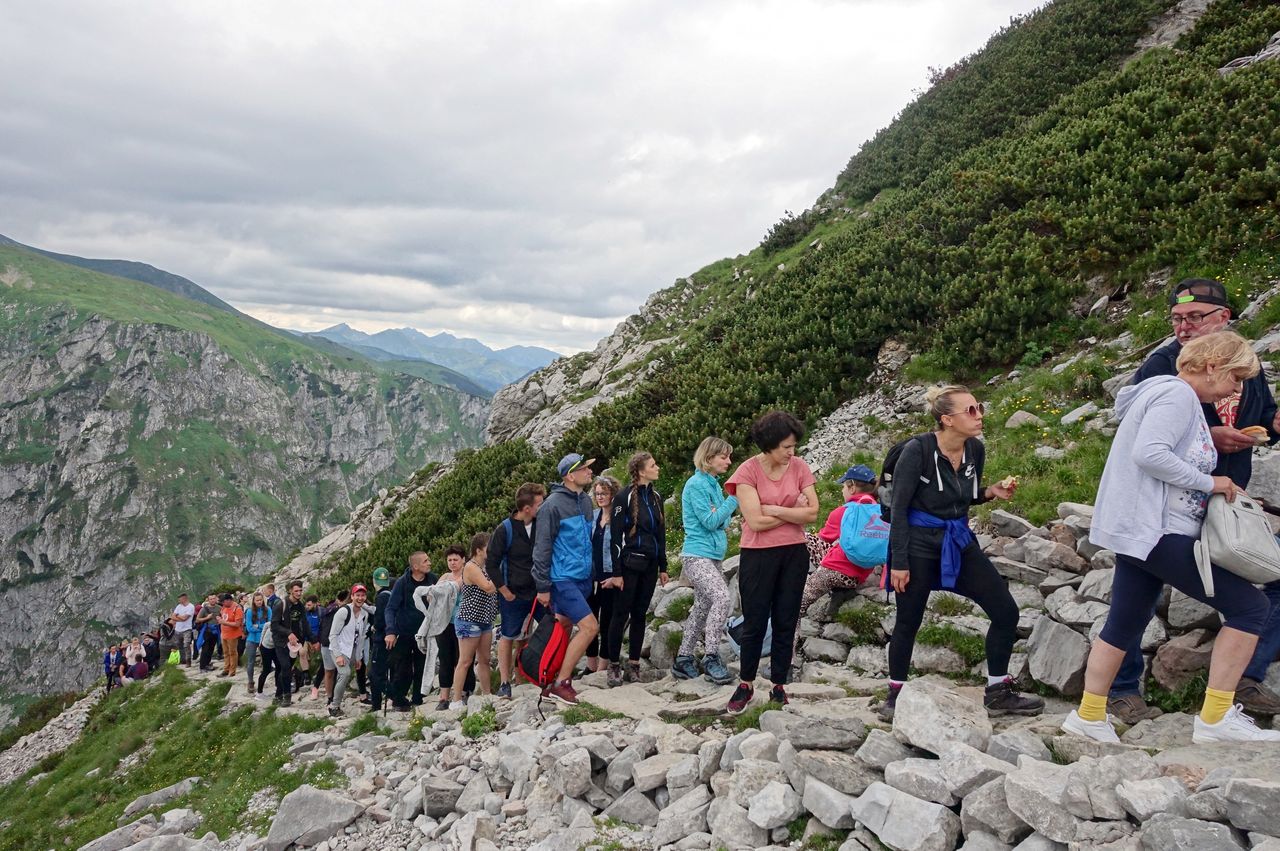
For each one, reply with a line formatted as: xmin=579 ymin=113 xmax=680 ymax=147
xmin=531 ymin=452 xmax=598 ymax=705
xmin=367 ymin=567 xmax=393 ymax=711
xmin=1107 ymin=277 xmax=1280 ymax=723
xmin=328 ymin=584 xmax=369 ymax=717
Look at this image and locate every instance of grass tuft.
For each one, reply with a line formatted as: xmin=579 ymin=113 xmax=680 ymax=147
xmin=916 ymin=622 xmax=986 ymax=667
xmin=461 ymin=704 xmax=498 ymax=739
xmin=560 ymin=702 xmax=626 ymax=725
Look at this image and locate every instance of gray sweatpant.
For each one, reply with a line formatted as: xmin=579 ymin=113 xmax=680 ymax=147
xmin=332 ymin=659 xmax=358 ymax=710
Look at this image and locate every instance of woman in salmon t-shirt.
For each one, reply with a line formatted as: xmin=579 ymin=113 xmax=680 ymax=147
xmin=723 ymin=410 xmax=819 ymax=714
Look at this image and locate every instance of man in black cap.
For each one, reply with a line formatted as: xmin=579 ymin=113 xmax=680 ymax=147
xmin=1109 ymin=277 xmax=1280 ymax=722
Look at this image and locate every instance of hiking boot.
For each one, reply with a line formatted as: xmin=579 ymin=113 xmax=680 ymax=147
xmin=672 ymin=655 xmax=700 ymax=680
xmin=497 ymin=682 xmax=513 ymax=700
xmin=1061 ymin=709 xmax=1120 ymax=743
xmin=625 ymin=661 xmax=641 ymax=683
xmin=435 ymin=699 xmax=450 ymax=711
xmin=875 ymin=683 xmax=902 ymax=722
xmin=984 ymin=679 xmax=1044 ymax=717
xmin=548 ymin=679 xmax=580 ymax=706
xmin=1107 ymin=693 xmax=1163 ymax=724
xmin=726 ymin=683 xmax=754 ymax=715
xmin=607 ymin=663 xmax=624 ymax=688
xmin=388 ymin=702 xmax=412 ymax=713
xmin=1194 ymin=705 xmax=1280 ymax=743
xmin=278 ymin=693 xmax=292 ymax=707
xmin=769 ymin=685 xmax=788 ymax=706
xmin=328 ymin=706 xmax=343 ymax=718
xmin=702 ymin=653 xmax=734 ymax=685
xmin=1236 ymin=678 xmax=1280 ymax=717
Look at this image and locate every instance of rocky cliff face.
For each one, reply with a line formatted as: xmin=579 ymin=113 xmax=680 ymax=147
xmin=0 ymin=309 xmax=486 ymax=699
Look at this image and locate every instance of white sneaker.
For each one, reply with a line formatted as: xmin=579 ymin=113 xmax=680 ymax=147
xmin=448 ymin=701 xmax=465 ymax=711
xmin=1193 ymin=704 xmax=1280 ymax=743
xmin=1061 ymin=709 xmax=1120 ymax=743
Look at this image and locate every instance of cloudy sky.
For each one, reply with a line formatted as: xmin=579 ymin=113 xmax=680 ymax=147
xmin=1 ymin=0 xmax=1046 ymax=353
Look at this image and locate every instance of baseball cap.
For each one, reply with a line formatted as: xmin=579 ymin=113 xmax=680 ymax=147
xmin=350 ymin=584 xmax=367 ymax=596
xmin=372 ymin=567 xmax=391 ymax=588
xmin=557 ymin=453 xmax=596 ymax=477
xmin=838 ymin=464 xmax=877 ymax=484
xmin=1169 ymin=278 xmax=1229 ymax=308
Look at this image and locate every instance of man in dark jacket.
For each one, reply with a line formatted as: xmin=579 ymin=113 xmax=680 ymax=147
xmin=486 ymin=483 xmax=546 ymax=699
xmin=1111 ymin=277 xmax=1280 ymax=722
xmin=368 ymin=566 xmax=394 ymax=712
xmin=383 ymin=552 xmax=436 ymax=710
xmin=270 ymin=580 xmax=311 ymax=706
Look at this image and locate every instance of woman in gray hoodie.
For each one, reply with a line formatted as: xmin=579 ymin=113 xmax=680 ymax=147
xmin=1064 ymin=331 xmax=1280 ymax=745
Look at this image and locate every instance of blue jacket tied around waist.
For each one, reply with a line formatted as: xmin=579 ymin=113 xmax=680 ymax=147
xmin=907 ymin=509 xmax=974 ymax=589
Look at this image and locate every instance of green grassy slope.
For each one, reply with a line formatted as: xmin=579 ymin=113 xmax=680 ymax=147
xmin=308 ymin=0 xmax=1280 ymax=595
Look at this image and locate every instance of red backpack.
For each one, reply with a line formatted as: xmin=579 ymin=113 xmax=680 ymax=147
xmin=517 ymin=602 xmax=569 ymax=696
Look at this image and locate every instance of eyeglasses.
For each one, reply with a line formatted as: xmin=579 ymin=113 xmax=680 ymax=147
xmin=1169 ymin=308 xmax=1223 ymax=327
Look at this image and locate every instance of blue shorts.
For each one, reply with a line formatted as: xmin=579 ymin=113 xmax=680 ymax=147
xmin=453 ymin=618 xmax=493 ymax=639
xmin=498 ymin=595 xmax=545 ymax=640
xmin=551 ymin=578 xmax=594 ymax=624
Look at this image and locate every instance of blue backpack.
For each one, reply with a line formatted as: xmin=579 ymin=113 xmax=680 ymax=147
xmin=839 ymin=501 xmax=891 ymax=568
xmin=497 ymin=518 xmax=514 ymax=584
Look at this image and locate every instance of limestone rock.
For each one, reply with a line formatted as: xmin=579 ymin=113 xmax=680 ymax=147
xmin=804 ymin=637 xmax=851 ymax=663
xmin=738 ymin=731 xmax=780 ymax=762
xmin=1026 ymin=615 xmax=1089 ymax=696
xmin=633 ymin=752 xmax=687 ymax=792
xmin=856 ymin=728 xmax=916 ymax=770
xmin=1138 ymin=814 xmax=1246 ymax=850
xmin=1022 ymin=536 xmax=1088 ymax=574
xmin=987 ymin=729 xmax=1052 ymax=765
xmin=729 ymin=758 xmax=789 ymax=808
xmin=803 ymin=778 xmax=858 ymax=829
xmin=794 ymin=749 xmax=878 ymax=797
xmin=1166 ymin=591 xmax=1220 ymax=631
xmin=651 ymin=785 xmax=713 ymax=847
xmin=707 ymin=797 xmax=768 ymax=851
xmin=961 ymin=777 xmax=1031 ymax=845
xmin=1152 ymin=629 xmax=1214 ymax=691
xmin=1004 ymin=757 xmax=1078 ymax=844
xmin=422 ymin=776 xmax=464 ymax=818
xmin=1063 ymin=750 xmax=1160 ymax=821
xmin=759 ymin=709 xmax=865 ymax=750
xmin=939 ymin=741 xmax=1013 ymax=798
xmin=1224 ymin=778 xmax=1280 ymax=835
xmin=747 ymin=780 xmax=803 ymax=830
xmin=601 ymin=787 xmax=660 ymax=826
xmin=121 ymin=778 xmax=202 ymax=820
xmin=1004 ymin=412 xmax=1045 ymax=431
xmin=607 ymin=744 xmax=643 ymax=793
xmin=1076 ymin=568 xmax=1114 ymax=603
xmin=892 ymin=679 xmax=992 ymax=754
xmin=884 ymin=757 xmax=956 ymax=806
xmin=1116 ymin=776 xmax=1188 ymax=821
xmin=850 ymin=781 xmax=962 ymax=851
xmin=264 ymin=785 xmax=364 ymax=851
xmin=990 ymin=511 xmax=1037 ymax=538
xmin=549 ymin=747 xmax=593 ymax=799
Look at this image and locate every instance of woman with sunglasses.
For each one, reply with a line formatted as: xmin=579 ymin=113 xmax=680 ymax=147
xmin=879 ymin=384 xmax=1043 ymax=721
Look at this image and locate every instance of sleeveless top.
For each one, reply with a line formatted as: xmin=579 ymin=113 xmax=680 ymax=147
xmin=457 ymin=564 xmax=498 ymax=624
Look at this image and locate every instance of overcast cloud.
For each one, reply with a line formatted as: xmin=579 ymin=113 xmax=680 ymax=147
xmin=0 ymin=0 xmax=1046 ymax=353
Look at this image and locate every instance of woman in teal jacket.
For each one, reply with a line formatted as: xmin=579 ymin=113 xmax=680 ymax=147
xmin=674 ymin=437 xmax=738 ymax=684
xmin=243 ymin=592 xmax=271 ymax=698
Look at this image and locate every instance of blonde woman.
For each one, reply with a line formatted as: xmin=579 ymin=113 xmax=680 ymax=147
xmin=1065 ymin=332 xmax=1280 ymax=744
xmin=880 ymin=385 xmax=1041 ymax=721
xmin=674 ymin=437 xmax=738 ymax=685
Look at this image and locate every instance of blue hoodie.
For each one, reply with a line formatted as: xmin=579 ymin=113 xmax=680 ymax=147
xmin=532 ymin=484 xmax=594 ymax=590
xmin=680 ymin=470 xmax=738 ymax=560
xmin=244 ymin=606 xmax=271 ymax=643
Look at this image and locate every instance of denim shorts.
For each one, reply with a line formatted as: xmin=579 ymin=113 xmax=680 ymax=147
xmin=551 ymin=578 xmax=594 ymax=624
xmin=454 ymin=618 xmax=493 ymax=639
xmin=498 ymin=595 xmax=545 ymax=640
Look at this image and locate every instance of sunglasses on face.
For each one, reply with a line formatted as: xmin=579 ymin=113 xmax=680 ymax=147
xmin=951 ymin=403 xmax=985 ymax=418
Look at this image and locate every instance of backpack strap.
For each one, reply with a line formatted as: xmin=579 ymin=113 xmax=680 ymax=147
xmin=500 ymin=518 xmax=514 ymax=585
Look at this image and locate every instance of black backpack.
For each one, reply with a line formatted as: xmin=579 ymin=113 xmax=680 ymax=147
xmin=318 ymin=604 xmax=339 ymax=647
xmin=879 ymin=433 xmax=932 ymax=523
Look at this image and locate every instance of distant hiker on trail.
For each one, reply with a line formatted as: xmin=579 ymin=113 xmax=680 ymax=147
xmin=368 ymin=567 xmax=394 ymax=711
xmin=1105 ymin=277 xmax=1280 ymax=724
xmin=217 ymin=593 xmax=244 ymax=678
xmin=484 ymin=482 xmax=546 ymax=699
xmin=172 ymin=593 xmax=195 ymax=666
xmin=383 ymin=551 xmax=436 ymax=711
xmin=879 ymin=385 xmax=1042 ymax=722
xmin=723 ymin=411 xmax=818 ymax=715
xmin=532 ymin=452 xmax=600 ymax=706
xmin=452 ymin=534 xmax=497 ymax=709
xmin=435 ymin=546 xmax=477 ymax=710
xmin=673 ymin=436 xmax=738 ymax=686
xmin=244 ymin=592 xmax=271 ymax=697
xmin=270 ymin=580 xmax=311 ymax=707
xmin=605 ymin=451 xmax=668 ymax=688
xmin=1065 ymin=331 xmax=1280 ymax=745
xmin=328 ymin=584 xmax=369 ymax=718
xmin=798 ymin=465 xmax=880 ymax=619
xmin=584 ymin=475 xmax=621 ymax=675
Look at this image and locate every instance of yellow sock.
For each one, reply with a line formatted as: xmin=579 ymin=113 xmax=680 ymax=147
xmin=1078 ymin=691 xmax=1108 ymax=722
xmin=1200 ymin=687 xmax=1235 ymax=725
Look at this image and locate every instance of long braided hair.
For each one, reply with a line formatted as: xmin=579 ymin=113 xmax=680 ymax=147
xmin=626 ymin=451 xmax=664 ymax=542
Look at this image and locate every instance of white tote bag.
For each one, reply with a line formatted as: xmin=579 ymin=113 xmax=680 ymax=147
xmin=1194 ymin=493 xmax=1280 ymax=596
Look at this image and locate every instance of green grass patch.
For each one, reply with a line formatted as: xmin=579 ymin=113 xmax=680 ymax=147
xmin=664 ymin=594 xmax=694 ymax=624
xmin=916 ymin=622 xmax=986 ymax=667
xmin=834 ymin=602 xmax=890 ymax=644
xmin=929 ymin=595 xmax=975 ymax=617
xmin=1145 ymin=672 xmax=1209 ymax=715
xmin=560 ymin=702 xmax=626 ymax=725
xmin=345 ymin=712 xmax=392 ymax=740
xmin=665 ymin=628 xmax=685 ymax=657
xmin=0 ymin=668 xmax=335 ymax=849
xmin=674 ymin=712 xmax=722 ymax=732
xmin=733 ymin=703 xmax=769 ymax=733
xmin=405 ymin=711 xmax=434 ymax=741
xmin=461 ymin=704 xmax=498 ymax=739
xmin=0 ymin=690 xmax=81 ymax=752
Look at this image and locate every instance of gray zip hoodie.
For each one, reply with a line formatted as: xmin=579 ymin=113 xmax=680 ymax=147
xmin=1090 ymin=375 xmax=1216 ymax=561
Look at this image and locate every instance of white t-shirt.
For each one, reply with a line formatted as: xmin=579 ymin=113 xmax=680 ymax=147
xmin=1167 ymin=418 xmax=1216 ymax=538
xmin=173 ymin=602 xmax=196 ymax=633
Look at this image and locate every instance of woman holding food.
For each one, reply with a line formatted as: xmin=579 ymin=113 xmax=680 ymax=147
xmin=1063 ymin=331 xmax=1280 ymax=744
xmin=879 ymin=384 xmax=1043 ymax=721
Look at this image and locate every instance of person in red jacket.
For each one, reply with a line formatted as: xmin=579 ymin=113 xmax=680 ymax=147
xmin=218 ymin=593 xmax=245 ymax=678
xmin=799 ymin=465 xmax=879 ymax=620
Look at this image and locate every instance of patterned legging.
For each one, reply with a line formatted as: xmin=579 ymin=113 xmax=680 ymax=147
xmin=678 ymin=556 xmax=732 ymax=657
xmin=800 ymin=566 xmax=863 ymax=619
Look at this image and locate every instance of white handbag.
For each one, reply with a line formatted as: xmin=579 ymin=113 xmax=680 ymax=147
xmin=1194 ymin=493 xmax=1280 ymax=596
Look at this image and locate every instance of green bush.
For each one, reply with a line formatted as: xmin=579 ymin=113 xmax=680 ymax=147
xmin=461 ymin=704 xmax=498 ymax=739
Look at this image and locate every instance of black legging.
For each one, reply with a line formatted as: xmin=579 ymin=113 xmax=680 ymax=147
xmin=436 ymin=625 xmax=478 ymax=692
xmin=273 ymin=642 xmax=294 ymax=699
xmin=888 ymin=542 xmax=1019 ymax=681
xmin=607 ymin=562 xmax=660 ymax=663
xmin=586 ymin=585 xmax=617 ymax=658
xmin=738 ymin=543 xmax=807 ymax=684
xmin=257 ymin=644 xmax=276 ymax=693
